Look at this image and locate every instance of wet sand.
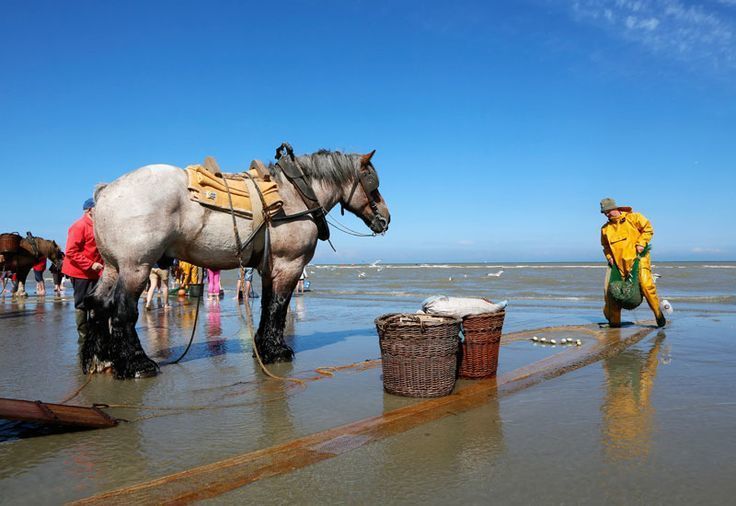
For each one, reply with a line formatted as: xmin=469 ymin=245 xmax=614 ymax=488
xmin=1 ymin=268 xmax=735 ymax=504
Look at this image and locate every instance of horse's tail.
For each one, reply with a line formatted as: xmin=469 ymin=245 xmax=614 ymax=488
xmin=94 ymin=183 xmax=109 ymax=203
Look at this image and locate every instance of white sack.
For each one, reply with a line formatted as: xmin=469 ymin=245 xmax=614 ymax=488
xmin=421 ymin=296 xmax=508 ymax=319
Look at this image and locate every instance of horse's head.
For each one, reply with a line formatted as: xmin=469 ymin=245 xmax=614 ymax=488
xmin=340 ymin=151 xmax=391 ymax=234
xmin=46 ymin=240 xmax=65 ymax=271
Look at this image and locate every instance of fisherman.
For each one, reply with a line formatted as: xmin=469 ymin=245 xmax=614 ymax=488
xmin=63 ymin=198 xmax=104 ymax=344
xmin=600 ymin=198 xmax=665 ymax=328
xmin=177 ymin=260 xmax=198 ymax=289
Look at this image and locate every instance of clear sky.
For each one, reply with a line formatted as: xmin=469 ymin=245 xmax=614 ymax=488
xmin=1 ymin=0 xmax=734 ymax=263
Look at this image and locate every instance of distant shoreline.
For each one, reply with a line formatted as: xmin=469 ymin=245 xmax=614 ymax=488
xmin=308 ymin=261 xmax=736 ymax=267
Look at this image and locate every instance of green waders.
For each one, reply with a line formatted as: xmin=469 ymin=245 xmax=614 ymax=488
xmin=75 ymin=309 xmax=89 ymax=345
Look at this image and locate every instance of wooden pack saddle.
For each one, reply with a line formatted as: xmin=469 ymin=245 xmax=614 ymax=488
xmin=186 ymin=158 xmax=283 ymax=219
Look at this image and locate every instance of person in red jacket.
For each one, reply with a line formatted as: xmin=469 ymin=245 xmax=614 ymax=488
xmin=63 ymin=197 xmax=104 ymax=344
xmin=32 ymin=256 xmax=47 ymax=296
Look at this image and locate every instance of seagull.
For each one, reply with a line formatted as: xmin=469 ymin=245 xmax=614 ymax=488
xmin=448 ymin=276 xmax=453 ymax=282
xmin=653 ymin=273 xmax=662 ymax=284
xmin=369 ymin=259 xmax=382 ymax=268
xmin=358 ymin=272 xmax=367 ymax=278
xmin=487 ymin=270 xmax=504 ymax=277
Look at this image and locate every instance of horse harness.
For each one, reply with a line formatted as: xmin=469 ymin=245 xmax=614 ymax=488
xmin=273 ymin=143 xmax=331 ymax=241
xmin=273 ymin=142 xmax=387 ymax=238
xmin=24 ymin=232 xmax=40 ymax=257
xmin=218 ymin=142 xmax=385 ymax=271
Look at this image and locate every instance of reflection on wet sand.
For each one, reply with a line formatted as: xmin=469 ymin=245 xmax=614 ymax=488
xmin=33 ymin=301 xmax=46 ymax=321
xmin=206 ymin=299 xmax=222 ymax=338
xmin=253 ymin=374 xmax=296 ymax=449
xmin=291 ymin=296 xmax=307 ymax=321
xmin=232 ymin=300 xmax=298 ymax=446
xmin=141 ymin=308 xmax=172 ymax=359
xmin=601 ymin=331 xmax=666 ymax=461
xmin=379 ymin=379 xmax=505 ymax=479
xmin=205 ymin=299 xmax=227 ymax=363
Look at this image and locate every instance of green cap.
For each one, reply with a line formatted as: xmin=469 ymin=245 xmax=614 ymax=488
xmin=600 ymin=197 xmax=619 ymax=213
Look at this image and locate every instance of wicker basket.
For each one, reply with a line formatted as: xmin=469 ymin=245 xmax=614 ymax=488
xmin=458 ymin=310 xmax=506 ymax=378
xmin=0 ymin=233 xmax=21 ymax=254
xmin=376 ymin=313 xmax=461 ymax=398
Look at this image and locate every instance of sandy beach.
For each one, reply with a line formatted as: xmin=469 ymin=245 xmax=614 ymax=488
xmin=1 ymin=263 xmax=734 ymax=503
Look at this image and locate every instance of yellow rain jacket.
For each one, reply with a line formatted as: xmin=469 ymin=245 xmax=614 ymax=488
xmin=601 ymin=211 xmax=662 ymax=325
xmin=178 ymin=261 xmax=199 ymax=287
xmin=600 ymin=211 xmax=652 ymax=276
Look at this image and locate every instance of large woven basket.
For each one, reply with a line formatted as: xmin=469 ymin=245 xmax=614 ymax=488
xmin=458 ymin=310 xmax=506 ymax=378
xmin=0 ymin=233 xmax=21 ymax=254
xmin=376 ymin=313 xmax=461 ymax=398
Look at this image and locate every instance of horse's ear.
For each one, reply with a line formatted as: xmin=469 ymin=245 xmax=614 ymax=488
xmin=361 ymin=150 xmax=376 ymax=163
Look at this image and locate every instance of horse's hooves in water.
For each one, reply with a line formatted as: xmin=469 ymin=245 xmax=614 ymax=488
xmin=254 ymin=343 xmax=295 ymax=364
xmin=272 ymin=348 xmax=295 ymax=363
xmin=115 ymin=352 xmax=160 ymax=379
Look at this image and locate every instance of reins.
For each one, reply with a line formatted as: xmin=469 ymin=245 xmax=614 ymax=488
xmin=325 ymin=215 xmax=379 ymax=237
xmin=166 ymin=269 xmax=202 ymax=365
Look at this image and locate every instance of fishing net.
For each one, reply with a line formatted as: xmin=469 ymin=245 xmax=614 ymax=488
xmin=607 ymin=245 xmax=650 ymax=310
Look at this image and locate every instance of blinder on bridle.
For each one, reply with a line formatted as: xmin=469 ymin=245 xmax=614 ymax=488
xmin=340 ymin=156 xmax=388 ymax=234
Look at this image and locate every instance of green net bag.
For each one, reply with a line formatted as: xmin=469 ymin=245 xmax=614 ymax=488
xmin=607 ymin=245 xmax=650 ymax=310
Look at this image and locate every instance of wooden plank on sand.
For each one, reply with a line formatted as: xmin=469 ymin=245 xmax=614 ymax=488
xmin=0 ymin=398 xmax=118 ymax=429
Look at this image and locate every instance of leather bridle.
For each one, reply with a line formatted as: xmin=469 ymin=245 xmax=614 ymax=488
xmin=340 ymin=159 xmax=389 ymax=234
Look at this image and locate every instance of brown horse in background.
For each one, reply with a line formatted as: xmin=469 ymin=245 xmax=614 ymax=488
xmin=0 ymin=234 xmax=64 ymax=297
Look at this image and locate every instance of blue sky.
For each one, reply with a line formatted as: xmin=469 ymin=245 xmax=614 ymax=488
xmin=1 ymin=0 xmax=734 ymax=263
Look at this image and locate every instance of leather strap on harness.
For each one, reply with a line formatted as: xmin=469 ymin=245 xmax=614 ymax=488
xmin=275 ymin=143 xmax=330 ymax=241
xmin=214 ymin=157 xmax=270 ymax=272
xmin=25 ymin=232 xmax=39 ymax=257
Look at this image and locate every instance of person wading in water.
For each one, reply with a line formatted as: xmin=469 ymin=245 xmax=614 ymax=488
xmin=600 ymin=197 xmax=666 ymax=328
xmin=63 ymin=198 xmax=104 ymax=345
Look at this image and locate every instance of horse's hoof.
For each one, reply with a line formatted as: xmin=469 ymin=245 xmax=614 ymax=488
xmin=115 ymin=353 xmax=160 ymax=379
xmin=255 ymin=343 xmax=295 ymax=363
xmin=81 ymin=356 xmax=112 ymax=375
xmin=134 ymin=368 xmax=158 ymax=379
xmin=275 ymin=348 xmax=295 ymax=362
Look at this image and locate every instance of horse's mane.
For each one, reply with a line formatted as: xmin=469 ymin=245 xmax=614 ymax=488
xmin=94 ymin=183 xmax=108 ymax=202
xmin=269 ymin=150 xmax=358 ymax=185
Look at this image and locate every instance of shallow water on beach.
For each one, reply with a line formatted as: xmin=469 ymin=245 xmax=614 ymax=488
xmin=1 ymin=263 xmax=735 ymax=504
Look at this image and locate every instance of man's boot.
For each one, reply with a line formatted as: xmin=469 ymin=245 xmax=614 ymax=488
xmin=75 ymin=309 xmax=89 ymax=345
xmin=656 ymin=312 xmax=667 ymax=328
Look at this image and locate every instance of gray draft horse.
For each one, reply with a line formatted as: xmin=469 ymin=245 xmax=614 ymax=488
xmin=86 ymin=149 xmax=390 ymax=378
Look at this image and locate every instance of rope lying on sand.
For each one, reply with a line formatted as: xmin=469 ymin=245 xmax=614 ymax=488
xmin=56 ymin=357 xmax=382 ymax=422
